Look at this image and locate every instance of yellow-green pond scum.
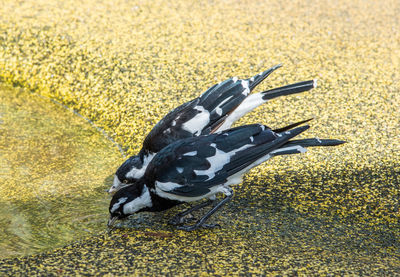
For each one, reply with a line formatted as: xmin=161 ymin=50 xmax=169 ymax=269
xmin=0 ymin=0 xmax=399 ymax=275
xmin=0 ymin=83 xmax=122 ymax=258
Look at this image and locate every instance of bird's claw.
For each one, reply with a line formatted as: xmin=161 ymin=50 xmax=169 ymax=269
xmin=200 ymin=223 xmax=221 ymax=229
xmin=168 ymin=213 xmax=196 ymax=226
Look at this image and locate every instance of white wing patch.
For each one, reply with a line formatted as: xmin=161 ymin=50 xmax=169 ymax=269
xmin=182 ymin=106 xmax=210 ymax=135
xmin=194 ymin=148 xmax=230 ymax=180
xmin=194 ymin=144 xmax=252 ymax=180
xmin=183 ymin=151 xmax=197 ymax=156
xmin=156 ymin=180 xmax=182 ymax=192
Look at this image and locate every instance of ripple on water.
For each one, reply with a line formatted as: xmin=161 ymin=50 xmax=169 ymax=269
xmin=0 ymin=84 xmax=123 ymax=258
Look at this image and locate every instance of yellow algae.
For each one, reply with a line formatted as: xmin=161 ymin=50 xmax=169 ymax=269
xmin=0 ymin=83 xmax=122 ymax=257
xmin=0 ymin=0 xmax=399 ymax=274
xmin=0 ymin=84 xmax=122 ymax=201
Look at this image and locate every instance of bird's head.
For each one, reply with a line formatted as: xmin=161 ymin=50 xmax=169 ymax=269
xmin=107 ymin=181 xmax=152 ymax=228
xmin=108 ymin=155 xmax=145 ymax=194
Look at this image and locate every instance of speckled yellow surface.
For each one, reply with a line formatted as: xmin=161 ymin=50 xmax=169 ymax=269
xmin=0 ymin=0 xmax=399 ymax=274
xmin=0 ymin=84 xmax=121 ymax=202
xmin=0 ymin=83 xmax=121 ymax=257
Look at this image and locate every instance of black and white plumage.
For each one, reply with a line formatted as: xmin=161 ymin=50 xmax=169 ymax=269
xmin=109 ymin=65 xmax=317 ymax=193
xmin=108 ymin=122 xmax=345 ymax=231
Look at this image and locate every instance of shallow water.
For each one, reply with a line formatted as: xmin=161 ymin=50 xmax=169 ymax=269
xmin=0 ymin=84 xmax=122 ymax=258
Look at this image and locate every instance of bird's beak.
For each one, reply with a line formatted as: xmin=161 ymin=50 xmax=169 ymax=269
xmin=107 ymin=185 xmax=119 ymax=195
xmin=104 ymin=188 xmax=113 ymax=193
xmin=107 ymin=216 xmax=118 ymax=228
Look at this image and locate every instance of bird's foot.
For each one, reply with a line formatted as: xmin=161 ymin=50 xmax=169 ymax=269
xmin=176 ymin=222 xmax=221 ymax=231
xmin=168 ymin=213 xmax=196 ymax=226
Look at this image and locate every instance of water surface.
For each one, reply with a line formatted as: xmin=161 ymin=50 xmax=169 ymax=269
xmin=0 ymin=84 xmax=122 ymax=257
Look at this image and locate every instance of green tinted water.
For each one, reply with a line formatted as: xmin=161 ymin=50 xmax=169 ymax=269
xmin=0 ymin=84 xmax=122 ymax=258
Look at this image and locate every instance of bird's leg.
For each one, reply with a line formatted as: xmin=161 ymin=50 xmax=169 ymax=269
xmin=168 ymin=200 xmax=213 ymax=226
xmin=177 ymin=188 xmax=233 ymax=231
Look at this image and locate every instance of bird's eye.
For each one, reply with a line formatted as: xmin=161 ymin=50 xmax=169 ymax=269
xmin=123 ymin=180 xmax=129 ymax=184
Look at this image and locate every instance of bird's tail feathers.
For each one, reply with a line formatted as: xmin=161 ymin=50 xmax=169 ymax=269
xmin=261 ymin=79 xmax=317 ymax=101
xmin=248 ymin=64 xmax=282 ymax=90
xmin=277 ymin=124 xmax=310 ymax=138
xmin=223 ymin=124 xmax=310 ymax=177
xmin=286 ymin=138 xmax=346 ymax=148
xmin=272 ymin=138 xmax=346 ymax=156
xmin=273 ymin=118 xmax=314 ymax=133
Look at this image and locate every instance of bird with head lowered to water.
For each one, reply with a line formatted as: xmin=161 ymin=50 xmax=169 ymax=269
xmin=108 ymin=120 xmax=345 ymax=231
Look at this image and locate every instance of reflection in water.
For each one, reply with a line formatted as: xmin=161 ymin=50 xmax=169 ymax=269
xmin=0 ymin=84 xmax=122 ymax=258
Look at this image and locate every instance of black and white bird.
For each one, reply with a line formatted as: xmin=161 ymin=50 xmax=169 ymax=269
xmin=108 ymin=121 xmax=345 ymax=231
xmin=109 ymin=65 xmax=317 ymax=193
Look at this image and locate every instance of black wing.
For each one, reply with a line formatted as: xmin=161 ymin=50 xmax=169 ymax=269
xmin=141 ymin=66 xmax=281 ymax=154
xmin=145 ymin=124 xmax=309 ymax=198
